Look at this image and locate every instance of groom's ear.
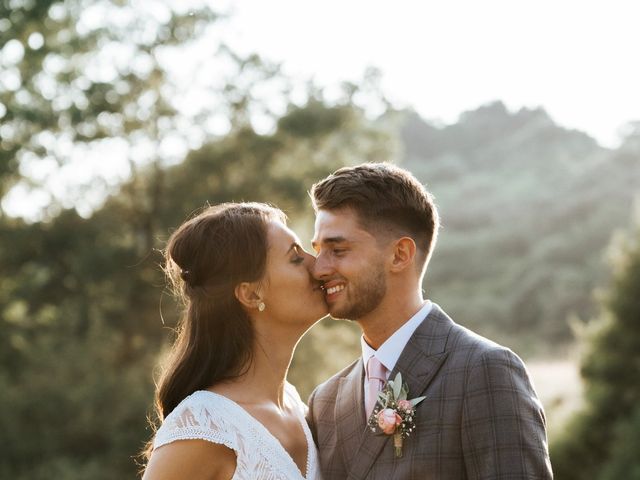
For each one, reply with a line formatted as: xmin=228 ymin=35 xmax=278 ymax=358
xmin=389 ymin=237 xmax=416 ymax=273
xmin=234 ymin=282 xmax=263 ymax=310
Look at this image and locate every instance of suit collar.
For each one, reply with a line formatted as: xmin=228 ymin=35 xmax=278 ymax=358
xmin=360 ymin=300 xmax=434 ymax=373
xmin=345 ymin=303 xmax=453 ymax=479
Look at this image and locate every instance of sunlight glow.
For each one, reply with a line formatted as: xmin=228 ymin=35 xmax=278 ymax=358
xmin=3 ymin=0 xmax=639 ymax=221
xmin=216 ymin=0 xmax=640 ymax=148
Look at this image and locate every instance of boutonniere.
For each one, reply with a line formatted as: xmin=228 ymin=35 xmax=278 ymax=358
xmin=367 ymin=372 xmax=425 ymax=458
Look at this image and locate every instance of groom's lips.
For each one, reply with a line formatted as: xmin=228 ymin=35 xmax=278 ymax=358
xmin=322 ymin=281 xmax=346 ymax=302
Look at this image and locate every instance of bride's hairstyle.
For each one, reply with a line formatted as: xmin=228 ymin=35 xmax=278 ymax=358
xmin=148 ymin=202 xmax=285 ymax=442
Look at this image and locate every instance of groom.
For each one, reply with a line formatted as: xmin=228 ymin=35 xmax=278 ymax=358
xmin=307 ymin=163 xmax=553 ymax=479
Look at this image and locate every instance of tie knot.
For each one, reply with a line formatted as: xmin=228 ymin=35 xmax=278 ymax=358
xmin=367 ymin=356 xmax=387 ymax=382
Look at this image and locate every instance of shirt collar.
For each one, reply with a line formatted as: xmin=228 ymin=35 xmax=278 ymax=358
xmin=360 ymin=300 xmax=432 ymax=374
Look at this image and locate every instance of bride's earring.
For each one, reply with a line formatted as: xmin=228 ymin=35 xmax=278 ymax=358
xmin=258 ymin=301 xmax=266 ymax=312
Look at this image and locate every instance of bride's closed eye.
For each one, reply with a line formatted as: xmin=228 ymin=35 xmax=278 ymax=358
xmin=290 ymin=245 xmax=305 ymax=264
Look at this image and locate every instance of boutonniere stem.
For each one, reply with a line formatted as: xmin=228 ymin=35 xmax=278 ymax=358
xmin=393 ymin=432 xmax=403 ymax=458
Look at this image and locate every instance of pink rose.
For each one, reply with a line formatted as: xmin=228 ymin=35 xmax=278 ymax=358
xmin=377 ymin=408 xmax=402 ymax=435
xmin=397 ymin=400 xmax=413 ymax=412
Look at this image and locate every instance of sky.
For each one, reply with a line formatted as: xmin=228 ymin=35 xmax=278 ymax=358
xmin=4 ymin=0 xmax=640 ymax=220
xmin=216 ymin=0 xmax=640 ymax=148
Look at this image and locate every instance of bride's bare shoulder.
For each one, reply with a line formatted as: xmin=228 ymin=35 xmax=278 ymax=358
xmin=143 ymin=439 xmax=236 ymax=480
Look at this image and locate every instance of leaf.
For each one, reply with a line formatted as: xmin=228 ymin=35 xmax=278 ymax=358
xmin=410 ymin=396 xmax=426 ymax=407
xmin=398 ymin=384 xmax=408 ymax=401
xmin=393 ymin=372 xmax=402 ymax=399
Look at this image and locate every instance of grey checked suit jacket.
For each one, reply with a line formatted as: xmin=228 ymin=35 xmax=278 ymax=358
xmin=307 ymin=304 xmax=553 ymax=479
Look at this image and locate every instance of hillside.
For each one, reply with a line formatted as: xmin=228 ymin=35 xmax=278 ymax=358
xmin=396 ymin=102 xmax=640 ymax=353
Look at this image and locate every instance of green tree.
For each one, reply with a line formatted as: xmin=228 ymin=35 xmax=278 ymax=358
xmin=0 ymin=94 xmax=393 ymax=480
xmin=0 ymin=0 xmax=215 ymax=215
xmin=0 ymin=2 xmax=397 ymax=478
xmin=399 ymin=104 xmax=640 ymax=352
xmin=551 ymin=224 xmax=640 ymax=479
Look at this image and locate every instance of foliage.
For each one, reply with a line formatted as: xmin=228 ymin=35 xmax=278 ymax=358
xmin=0 ymin=321 xmax=155 ymax=480
xmin=2 ymin=2 xmax=640 ymax=478
xmin=0 ymin=203 xmax=161 ymax=478
xmin=0 ymin=0 xmax=215 ymax=213
xmin=598 ymin=405 xmax=640 ymax=480
xmin=551 ymin=226 xmax=640 ymax=479
xmin=0 ymin=78 xmax=392 ymax=480
xmin=0 ymin=1 xmax=396 ymax=477
xmin=397 ymin=102 xmax=640 ymax=351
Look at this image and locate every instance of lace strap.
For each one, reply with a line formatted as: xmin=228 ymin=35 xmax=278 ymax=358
xmin=153 ymin=392 xmax=239 ymax=453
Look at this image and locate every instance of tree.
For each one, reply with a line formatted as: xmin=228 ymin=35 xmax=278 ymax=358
xmin=0 ymin=0 xmax=216 ymax=219
xmin=551 ymin=224 xmax=640 ymax=479
xmin=399 ymin=103 xmax=640 ymax=352
xmin=0 ymin=83 xmax=394 ymax=480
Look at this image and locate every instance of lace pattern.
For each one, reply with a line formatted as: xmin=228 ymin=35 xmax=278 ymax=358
xmin=153 ymin=384 xmax=320 ymax=480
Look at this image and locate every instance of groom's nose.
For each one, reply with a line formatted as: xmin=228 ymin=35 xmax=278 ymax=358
xmin=311 ymin=251 xmax=333 ymax=280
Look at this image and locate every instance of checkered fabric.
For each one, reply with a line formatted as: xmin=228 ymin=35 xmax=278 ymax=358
xmin=307 ymin=304 xmax=553 ymax=480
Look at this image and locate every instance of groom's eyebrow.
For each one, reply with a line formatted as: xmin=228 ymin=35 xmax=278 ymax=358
xmin=311 ymin=236 xmax=348 ymax=250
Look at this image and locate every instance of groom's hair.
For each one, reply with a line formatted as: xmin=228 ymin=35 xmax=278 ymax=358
xmin=311 ymin=162 xmax=440 ymax=273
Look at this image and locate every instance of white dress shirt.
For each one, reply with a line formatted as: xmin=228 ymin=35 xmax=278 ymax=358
xmin=360 ymin=300 xmax=433 ymax=409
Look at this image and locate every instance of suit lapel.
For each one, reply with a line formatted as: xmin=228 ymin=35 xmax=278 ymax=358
xmin=347 ymin=304 xmax=453 ymax=480
xmin=335 ymin=358 xmax=367 ymax=467
xmin=389 ymin=304 xmax=452 ymax=401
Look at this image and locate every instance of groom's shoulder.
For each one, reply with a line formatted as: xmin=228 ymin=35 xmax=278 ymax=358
xmin=443 ymin=319 xmax=530 ymax=376
xmin=431 ymin=305 xmax=517 ymax=360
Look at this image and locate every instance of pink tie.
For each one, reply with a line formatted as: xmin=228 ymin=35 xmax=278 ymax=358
xmin=365 ymin=356 xmax=387 ymax=418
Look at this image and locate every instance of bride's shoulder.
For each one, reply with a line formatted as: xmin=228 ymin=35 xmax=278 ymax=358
xmin=144 ymin=438 xmax=236 ymax=480
xmin=166 ymin=390 xmax=230 ymax=420
xmin=153 ymin=391 xmax=242 ymax=451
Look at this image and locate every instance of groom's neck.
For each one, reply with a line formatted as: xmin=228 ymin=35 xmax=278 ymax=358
xmin=358 ymin=288 xmax=425 ymax=350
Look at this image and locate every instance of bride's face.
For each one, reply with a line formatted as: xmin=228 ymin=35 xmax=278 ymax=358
xmin=259 ymin=220 xmax=328 ymax=327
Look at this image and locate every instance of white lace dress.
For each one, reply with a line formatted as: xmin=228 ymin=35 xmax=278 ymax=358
xmin=153 ymin=383 xmax=321 ymax=480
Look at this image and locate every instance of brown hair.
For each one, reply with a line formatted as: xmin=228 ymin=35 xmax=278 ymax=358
xmin=144 ymin=202 xmax=285 ymax=459
xmin=311 ymin=162 xmax=439 ymax=269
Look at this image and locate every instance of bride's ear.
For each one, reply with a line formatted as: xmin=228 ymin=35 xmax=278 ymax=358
xmin=234 ymin=282 xmax=263 ymax=310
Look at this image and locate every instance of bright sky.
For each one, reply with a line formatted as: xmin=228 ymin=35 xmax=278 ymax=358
xmin=217 ymin=0 xmax=640 ymax=148
xmin=4 ymin=0 xmax=640 ymax=221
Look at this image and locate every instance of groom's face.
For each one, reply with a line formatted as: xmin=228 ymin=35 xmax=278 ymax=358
xmin=311 ymin=208 xmax=388 ymax=321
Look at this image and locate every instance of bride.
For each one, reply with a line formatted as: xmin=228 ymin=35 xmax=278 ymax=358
xmin=142 ymin=202 xmax=327 ymax=480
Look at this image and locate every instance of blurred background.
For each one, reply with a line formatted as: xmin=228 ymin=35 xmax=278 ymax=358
xmin=1 ymin=0 xmax=639 ymax=478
